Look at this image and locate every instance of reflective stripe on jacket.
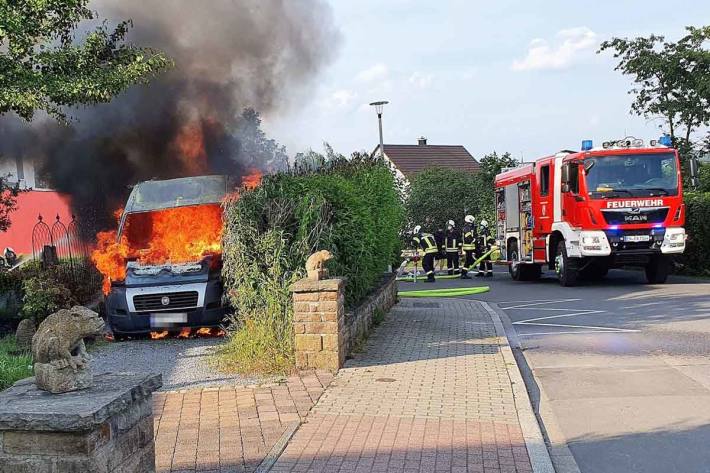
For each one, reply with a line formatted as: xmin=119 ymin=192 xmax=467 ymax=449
xmin=414 ymin=233 xmax=439 ymax=254
xmin=445 ymin=229 xmax=461 ymax=252
xmin=462 ymin=225 xmax=476 ymax=251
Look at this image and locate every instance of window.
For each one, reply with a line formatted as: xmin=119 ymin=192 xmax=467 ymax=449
xmin=568 ymin=163 xmax=579 ymax=194
xmin=540 ymin=165 xmax=550 ymax=196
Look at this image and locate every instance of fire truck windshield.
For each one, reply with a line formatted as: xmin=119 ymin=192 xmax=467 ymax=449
xmin=583 ymin=153 xmax=678 ymax=199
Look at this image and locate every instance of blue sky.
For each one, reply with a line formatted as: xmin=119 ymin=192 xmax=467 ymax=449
xmin=265 ymin=0 xmax=710 ymax=162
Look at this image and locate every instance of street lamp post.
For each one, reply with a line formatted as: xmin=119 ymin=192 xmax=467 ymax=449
xmin=369 ymin=101 xmax=389 ymax=158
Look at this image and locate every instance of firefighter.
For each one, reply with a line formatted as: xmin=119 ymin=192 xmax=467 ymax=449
xmin=476 ymin=219 xmax=493 ymax=277
xmin=412 ymin=225 xmax=438 ymax=282
xmin=444 ymin=220 xmax=461 ymax=275
xmin=460 ymin=215 xmax=477 ymax=279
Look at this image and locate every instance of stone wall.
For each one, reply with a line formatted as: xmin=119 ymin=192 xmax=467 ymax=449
xmin=342 ymin=273 xmax=397 ymax=356
xmin=0 ymin=373 xmax=161 ymax=473
xmin=291 ymin=273 xmax=397 ymax=372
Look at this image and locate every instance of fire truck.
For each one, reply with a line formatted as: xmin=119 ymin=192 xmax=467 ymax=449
xmin=494 ymin=136 xmax=698 ymax=286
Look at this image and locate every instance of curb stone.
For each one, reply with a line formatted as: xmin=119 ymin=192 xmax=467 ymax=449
xmin=480 ymin=301 xmax=556 ymax=473
xmin=255 ymin=421 xmax=301 ymax=473
xmin=490 ymin=302 xmax=582 ymax=473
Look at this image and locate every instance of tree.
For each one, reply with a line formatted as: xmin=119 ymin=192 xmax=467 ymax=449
xmin=0 ymin=1 xmax=172 ymax=122
xmin=235 ymin=108 xmax=289 ymax=172
xmin=0 ymin=175 xmax=21 ymax=232
xmin=406 ymin=167 xmax=487 ymax=232
xmin=599 ymin=26 xmax=710 ymax=158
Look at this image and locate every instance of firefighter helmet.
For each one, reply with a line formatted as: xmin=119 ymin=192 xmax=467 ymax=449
xmin=464 ymin=215 xmax=475 ymax=224
xmin=447 ymin=219 xmax=455 ymax=227
xmin=480 ymin=219 xmax=489 ymax=228
xmin=413 ymin=225 xmax=422 ymax=234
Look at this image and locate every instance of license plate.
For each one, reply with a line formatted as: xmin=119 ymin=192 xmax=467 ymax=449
xmin=150 ymin=313 xmax=187 ymax=327
xmin=624 ymin=235 xmax=650 ymax=242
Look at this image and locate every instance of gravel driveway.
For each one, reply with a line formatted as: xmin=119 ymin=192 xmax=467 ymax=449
xmin=91 ymin=338 xmax=270 ymax=391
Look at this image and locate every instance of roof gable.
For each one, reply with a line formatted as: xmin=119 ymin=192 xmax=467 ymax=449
xmin=378 ymin=144 xmax=479 ymax=178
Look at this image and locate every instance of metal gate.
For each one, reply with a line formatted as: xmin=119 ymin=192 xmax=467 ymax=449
xmin=31 ymin=214 xmax=101 ymax=301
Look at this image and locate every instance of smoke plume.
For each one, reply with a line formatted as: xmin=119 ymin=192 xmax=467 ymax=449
xmin=0 ymin=0 xmax=339 ymax=230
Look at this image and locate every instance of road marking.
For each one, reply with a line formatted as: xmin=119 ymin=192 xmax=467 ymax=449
xmin=503 ymin=299 xmax=635 ymax=335
xmin=516 ymin=322 xmax=639 ymax=332
xmin=514 ymin=310 xmax=604 ymax=323
xmin=518 ymin=330 xmax=637 ymax=336
xmin=499 ymin=299 xmax=581 ymax=310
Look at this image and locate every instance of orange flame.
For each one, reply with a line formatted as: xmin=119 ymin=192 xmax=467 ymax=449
xmin=177 ymin=327 xmax=192 ymax=339
xmin=92 ymin=171 xmax=263 ymax=295
xmin=242 ymin=169 xmax=263 ymax=190
xmin=196 ymin=327 xmax=226 ymax=337
xmin=150 ymin=331 xmax=169 ymax=340
xmin=173 ymin=123 xmax=208 ymax=175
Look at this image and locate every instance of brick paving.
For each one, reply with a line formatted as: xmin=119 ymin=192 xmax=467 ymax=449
xmin=152 ymin=370 xmax=333 ymax=473
xmin=272 ymin=299 xmax=534 ymax=472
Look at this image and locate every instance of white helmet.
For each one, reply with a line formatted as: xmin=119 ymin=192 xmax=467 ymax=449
xmin=413 ymin=225 xmax=422 ymax=234
xmin=447 ymin=220 xmax=455 ymax=227
xmin=480 ymin=219 xmax=489 ymax=227
xmin=464 ymin=215 xmax=475 ymax=224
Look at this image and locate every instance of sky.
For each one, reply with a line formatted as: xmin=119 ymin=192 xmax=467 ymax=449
xmin=265 ymin=0 xmax=710 ymax=162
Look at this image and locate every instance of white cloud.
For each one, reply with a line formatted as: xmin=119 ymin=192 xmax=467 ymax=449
xmin=356 ymin=63 xmax=389 ymax=82
xmin=409 ymin=72 xmax=434 ymax=89
xmin=511 ymin=27 xmax=598 ymax=72
xmin=329 ymin=89 xmax=357 ymax=107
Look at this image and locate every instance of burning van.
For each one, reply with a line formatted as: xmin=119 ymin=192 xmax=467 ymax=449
xmin=99 ymin=175 xmax=232 ymax=338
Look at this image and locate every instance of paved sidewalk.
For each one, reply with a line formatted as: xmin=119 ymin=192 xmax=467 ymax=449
xmin=272 ymin=299 xmax=535 ymax=473
xmin=152 ymin=370 xmax=333 ymax=472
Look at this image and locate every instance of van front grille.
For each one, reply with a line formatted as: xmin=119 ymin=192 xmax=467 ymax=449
xmin=133 ymin=291 xmax=198 ymax=312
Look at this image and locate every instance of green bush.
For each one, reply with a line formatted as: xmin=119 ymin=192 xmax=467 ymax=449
xmin=21 ymin=275 xmax=75 ymax=323
xmin=677 ymin=192 xmax=710 ymax=276
xmin=216 ymin=155 xmax=404 ymax=374
xmin=0 ymin=259 xmax=100 ymax=322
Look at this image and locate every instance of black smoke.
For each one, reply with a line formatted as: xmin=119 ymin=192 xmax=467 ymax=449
xmin=0 ymin=0 xmax=340 ymax=231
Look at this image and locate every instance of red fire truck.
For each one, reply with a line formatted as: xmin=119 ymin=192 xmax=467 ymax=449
xmin=494 ymin=136 xmax=698 ymax=286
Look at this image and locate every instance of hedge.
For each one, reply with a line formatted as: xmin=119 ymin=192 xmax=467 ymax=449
xmin=677 ymin=192 xmax=710 ymax=277
xmin=216 ymin=156 xmax=405 ymax=374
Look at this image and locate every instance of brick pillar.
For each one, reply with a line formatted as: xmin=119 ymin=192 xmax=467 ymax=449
xmin=291 ymin=278 xmax=346 ymax=372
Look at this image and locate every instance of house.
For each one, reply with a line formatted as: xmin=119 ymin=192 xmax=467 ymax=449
xmin=372 ymin=137 xmax=480 ymax=186
xmin=0 ymin=156 xmax=72 ymax=255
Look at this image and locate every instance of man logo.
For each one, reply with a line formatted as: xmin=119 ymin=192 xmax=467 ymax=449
xmin=161 ymin=296 xmax=171 ymax=306
xmin=629 ymin=207 xmax=641 ymax=214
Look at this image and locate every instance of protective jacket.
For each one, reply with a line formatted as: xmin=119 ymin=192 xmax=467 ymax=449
xmin=413 ymin=232 xmax=439 ymax=255
xmin=462 ymin=224 xmax=477 ymax=251
xmin=445 ymin=228 xmax=462 ymax=253
xmin=477 ymin=226 xmax=491 ymax=251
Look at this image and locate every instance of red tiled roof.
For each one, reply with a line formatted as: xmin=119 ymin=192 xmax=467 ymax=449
xmin=378 ymin=144 xmax=479 ymax=178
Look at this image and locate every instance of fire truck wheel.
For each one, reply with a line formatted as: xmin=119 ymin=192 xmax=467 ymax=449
xmin=645 ymin=256 xmax=670 ymax=284
xmin=508 ymin=241 xmax=523 ymax=281
xmin=555 ymin=240 xmax=579 ymax=287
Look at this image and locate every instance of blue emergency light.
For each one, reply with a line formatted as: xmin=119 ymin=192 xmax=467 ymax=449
xmin=659 ymin=135 xmax=672 ymax=146
xmin=581 ymin=140 xmax=593 ymax=151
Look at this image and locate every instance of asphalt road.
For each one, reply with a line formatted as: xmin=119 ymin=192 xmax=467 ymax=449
xmin=400 ymin=266 xmax=710 ymax=473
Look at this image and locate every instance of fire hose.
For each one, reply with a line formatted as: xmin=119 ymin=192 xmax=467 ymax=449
xmin=396 ymin=246 xmax=500 ymax=283
xmin=398 ymin=286 xmax=490 ymax=298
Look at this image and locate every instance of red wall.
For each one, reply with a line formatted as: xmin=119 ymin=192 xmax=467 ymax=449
xmin=1 ymin=190 xmax=73 ymax=255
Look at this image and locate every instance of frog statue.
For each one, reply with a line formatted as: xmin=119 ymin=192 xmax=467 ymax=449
xmin=32 ymin=306 xmax=105 ymax=394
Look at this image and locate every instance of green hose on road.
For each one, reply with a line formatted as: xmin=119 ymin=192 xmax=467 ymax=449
xmin=397 ymin=247 xmax=500 ymax=282
xmin=398 ymin=286 xmax=490 ymax=298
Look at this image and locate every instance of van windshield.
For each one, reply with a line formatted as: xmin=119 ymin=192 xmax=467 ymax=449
xmin=583 ymin=153 xmax=678 ymax=199
xmin=127 ymin=175 xmax=229 ymax=213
